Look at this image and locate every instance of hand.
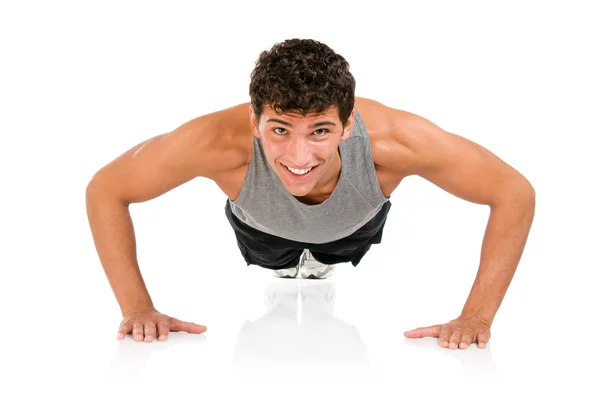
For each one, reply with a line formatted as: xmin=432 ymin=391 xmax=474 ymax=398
xmin=403 ymin=316 xmax=491 ymax=349
xmin=117 ymin=308 xmax=207 ymax=342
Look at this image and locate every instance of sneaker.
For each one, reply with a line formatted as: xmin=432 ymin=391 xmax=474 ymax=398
xmin=272 ymin=262 xmax=300 ymax=278
xmin=299 ymin=249 xmax=335 ymax=279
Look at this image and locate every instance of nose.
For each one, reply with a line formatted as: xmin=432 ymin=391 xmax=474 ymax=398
xmin=287 ymin=136 xmax=312 ymax=167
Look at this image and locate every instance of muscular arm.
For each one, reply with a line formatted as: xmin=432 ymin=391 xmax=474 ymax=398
xmin=86 ymin=108 xmax=244 ymax=316
xmin=381 ymin=106 xmax=535 ymax=331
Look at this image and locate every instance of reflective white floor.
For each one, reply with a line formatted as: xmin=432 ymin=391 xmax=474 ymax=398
xmin=3 ymin=177 xmax=599 ymax=396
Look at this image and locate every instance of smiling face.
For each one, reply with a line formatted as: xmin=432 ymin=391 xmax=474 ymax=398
xmin=249 ymin=104 xmax=354 ymax=198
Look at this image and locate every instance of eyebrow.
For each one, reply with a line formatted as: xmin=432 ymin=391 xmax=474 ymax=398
xmin=265 ymin=118 xmax=336 ymax=128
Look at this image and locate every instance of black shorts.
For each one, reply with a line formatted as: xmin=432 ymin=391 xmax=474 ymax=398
xmin=224 ymin=199 xmax=392 ymax=270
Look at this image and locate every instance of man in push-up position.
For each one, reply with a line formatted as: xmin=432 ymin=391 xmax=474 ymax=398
xmin=86 ymin=38 xmax=536 ymax=349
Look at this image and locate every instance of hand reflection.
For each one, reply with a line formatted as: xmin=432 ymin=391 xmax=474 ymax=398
xmin=105 ymin=329 xmax=206 ymax=384
xmin=403 ymin=336 xmax=500 ymax=382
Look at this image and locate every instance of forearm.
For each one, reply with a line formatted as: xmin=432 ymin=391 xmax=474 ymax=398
xmin=85 ymin=184 xmax=155 ymax=316
xmin=460 ymin=190 xmax=536 ymax=325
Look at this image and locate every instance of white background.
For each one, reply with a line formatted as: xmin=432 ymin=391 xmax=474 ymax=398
xmin=1 ymin=0 xmax=598 ymax=396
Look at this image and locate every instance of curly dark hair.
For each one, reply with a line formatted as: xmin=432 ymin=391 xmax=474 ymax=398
xmin=249 ymin=38 xmax=356 ymax=129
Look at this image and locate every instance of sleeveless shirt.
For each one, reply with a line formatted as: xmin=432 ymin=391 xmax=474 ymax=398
xmin=228 ymin=108 xmax=389 ymax=244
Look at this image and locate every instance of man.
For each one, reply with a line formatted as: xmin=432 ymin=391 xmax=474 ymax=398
xmin=85 ymin=39 xmax=536 ymax=349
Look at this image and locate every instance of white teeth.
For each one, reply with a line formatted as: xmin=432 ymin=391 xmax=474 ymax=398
xmin=286 ymin=166 xmax=313 ymax=175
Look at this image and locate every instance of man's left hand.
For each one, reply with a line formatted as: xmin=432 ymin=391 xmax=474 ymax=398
xmin=404 ymin=316 xmax=492 ymax=349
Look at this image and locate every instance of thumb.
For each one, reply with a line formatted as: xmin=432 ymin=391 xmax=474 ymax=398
xmin=170 ymin=317 xmax=208 ymax=334
xmin=404 ymin=325 xmax=441 ymax=338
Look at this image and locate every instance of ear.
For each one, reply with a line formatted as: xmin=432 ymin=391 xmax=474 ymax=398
xmin=340 ymin=109 xmax=354 ymax=141
xmin=248 ymin=105 xmax=261 ymax=138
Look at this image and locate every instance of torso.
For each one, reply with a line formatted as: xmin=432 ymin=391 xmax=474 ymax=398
xmin=211 ymin=97 xmax=409 ymax=204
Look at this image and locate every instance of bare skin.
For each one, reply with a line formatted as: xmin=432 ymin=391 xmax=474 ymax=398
xmin=89 ymin=96 xmax=534 ymax=347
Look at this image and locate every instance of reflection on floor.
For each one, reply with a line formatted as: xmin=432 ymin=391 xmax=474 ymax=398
xmin=232 ymin=279 xmax=377 ymax=383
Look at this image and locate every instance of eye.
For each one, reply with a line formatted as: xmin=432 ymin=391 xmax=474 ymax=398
xmin=314 ymin=129 xmax=329 ymax=136
xmin=273 ymin=127 xmax=286 ymax=135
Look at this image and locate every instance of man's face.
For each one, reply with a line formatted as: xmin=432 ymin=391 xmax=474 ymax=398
xmin=249 ymin=104 xmax=354 ymax=197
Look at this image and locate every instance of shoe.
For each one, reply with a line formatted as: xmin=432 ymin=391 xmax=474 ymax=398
xmin=272 ymin=262 xmax=300 ymax=278
xmin=299 ymin=249 xmax=335 ymax=279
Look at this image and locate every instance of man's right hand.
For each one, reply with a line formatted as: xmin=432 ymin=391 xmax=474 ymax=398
xmin=117 ymin=309 xmax=207 ymax=342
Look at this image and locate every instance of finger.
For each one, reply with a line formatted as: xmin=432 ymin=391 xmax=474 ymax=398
xmin=117 ymin=322 xmax=132 ymax=340
xmin=403 ymin=325 xmax=441 ymax=338
xmin=144 ymin=321 xmax=157 ymax=342
xmin=448 ymin=331 xmax=462 ymax=349
xmin=438 ymin=327 xmax=452 ymax=348
xmin=132 ymin=323 xmax=144 ymax=342
xmin=170 ymin=318 xmax=208 ymax=334
xmin=477 ymin=333 xmax=489 ymax=348
xmin=459 ymin=333 xmax=473 ymax=349
xmin=157 ymin=320 xmax=170 ymax=341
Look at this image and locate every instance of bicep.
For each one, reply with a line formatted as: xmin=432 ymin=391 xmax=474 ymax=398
xmin=392 ymin=112 xmax=533 ymax=206
xmin=87 ymin=115 xmax=224 ymax=205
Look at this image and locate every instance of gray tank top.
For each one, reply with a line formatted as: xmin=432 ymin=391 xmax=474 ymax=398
xmin=229 ymin=108 xmax=389 ymax=244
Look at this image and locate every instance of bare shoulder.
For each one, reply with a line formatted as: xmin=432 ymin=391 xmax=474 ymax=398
xmin=87 ymin=102 xmax=253 ymax=204
xmin=199 ymin=102 xmax=254 ymax=174
xmin=151 ymin=103 xmax=253 ymax=177
xmin=354 ymin=98 xmax=534 ymax=206
xmin=354 ymin=96 xmax=443 ymax=177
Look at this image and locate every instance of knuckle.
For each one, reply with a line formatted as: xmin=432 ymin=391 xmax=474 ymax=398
xmin=158 ymin=323 xmax=170 ymax=331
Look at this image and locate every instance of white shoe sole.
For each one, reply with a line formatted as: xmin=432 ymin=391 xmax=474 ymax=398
xmin=272 ymin=265 xmax=299 ymax=278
